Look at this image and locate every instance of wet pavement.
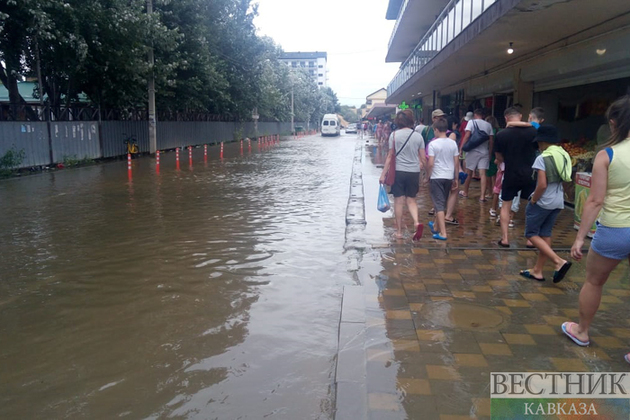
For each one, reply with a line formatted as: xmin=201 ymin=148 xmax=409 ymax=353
xmin=336 ymin=139 xmax=630 ymax=420
xmin=0 ymin=135 xmax=358 ymax=419
xmin=3 ymin=132 xmax=630 ymax=420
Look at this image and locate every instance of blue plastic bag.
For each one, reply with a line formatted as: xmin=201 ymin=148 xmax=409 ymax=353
xmin=377 ymin=184 xmax=391 ymax=212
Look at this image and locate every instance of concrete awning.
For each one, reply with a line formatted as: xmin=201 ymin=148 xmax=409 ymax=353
xmin=386 ymin=0 xmax=450 ymax=63
xmin=387 ymin=0 xmax=630 ymax=103
xmin=365 ymin=103 xmax=398 ymax=120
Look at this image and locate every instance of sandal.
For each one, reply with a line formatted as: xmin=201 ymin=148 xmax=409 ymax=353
xmin=489 ymin=209 xmax=497 ymax=217
xmin=519 ymin=269 xmax=545 ymax=282
xmin=432 ymin=233 xmax=447 ymax=241
xmin=497 ymin=239 xmax=509 ymax=248
xmin=553 ymin=261 xmax=573 ymax=284
xmin=428 ymin=221 xmax=438 ymax=234
xmin=561 ymin=322 xmax=590 ymax=347
xmin=445 ymin=218 xmax=459 ymax=225
xmin=428 ymin=208 xmax=435 ymax=216
xmin=458 ymin=191 xmax=468 ymax=198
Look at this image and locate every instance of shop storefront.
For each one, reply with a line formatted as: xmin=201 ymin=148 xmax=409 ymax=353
xmin=534 ymin=77 xmax=630 ymax=206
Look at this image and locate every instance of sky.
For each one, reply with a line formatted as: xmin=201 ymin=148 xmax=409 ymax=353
xmin=254 ymin=0 xmax=400 ymax=107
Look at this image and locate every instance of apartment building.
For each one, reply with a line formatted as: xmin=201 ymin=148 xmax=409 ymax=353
xmin=279 ymin=52 xmax=328 ymax=88
xmin=385 ymin=0 xmax=630 ymax=134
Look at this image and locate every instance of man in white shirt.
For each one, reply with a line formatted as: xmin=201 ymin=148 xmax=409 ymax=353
xmin=459 ymin=108 xmax=494 ymax=201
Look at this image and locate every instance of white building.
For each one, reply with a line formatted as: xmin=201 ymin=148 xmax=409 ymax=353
xmin=279 ymin=52 xmax=328 ymax=88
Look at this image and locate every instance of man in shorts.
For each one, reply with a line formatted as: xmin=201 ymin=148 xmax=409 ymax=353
xmin=459 ymin=108 xmax=494 ymax=201
xmin=494 ymin=107 xmax=538 ymax=247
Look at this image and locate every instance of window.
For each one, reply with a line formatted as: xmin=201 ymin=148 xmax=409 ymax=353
xmin=292 ymin=61 xmax=297 ymax=67
xmin=318 ymin=65 xmax=323 ymax=68
xmin=318 ymin=82 xmax=323 ymax=85
xmin=330 ymin=121 xmax=336 ymax=126
xmin=323 ymin=120 xmax=329 ymax=126
xmin=367 ymin=100 xmax=372 ymax=105
xmin=300 ymin=61 xmax=305 ymax=67
xmin=309 ymin=70 xmax=315 ymax=75
xmin=318 ymin=73 xmax=323 ymax=77
xmin=309 ymin=61 xmax=315 ymax=67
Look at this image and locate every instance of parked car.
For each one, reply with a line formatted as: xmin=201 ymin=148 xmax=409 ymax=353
xmin=345 ymin=123 xmax=357 ymax=134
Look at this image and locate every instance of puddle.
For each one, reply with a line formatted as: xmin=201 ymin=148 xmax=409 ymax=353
xmin=420 ymin=301 xmax=508 ymax=331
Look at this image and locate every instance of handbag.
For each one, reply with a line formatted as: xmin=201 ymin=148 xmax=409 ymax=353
xmin=462 ymin=121 xmax=490 ymax=152
xmin=377 ymin=184 xmax=391 ymax=212
xmin=383 ymin=130 xmax=414 ymax=186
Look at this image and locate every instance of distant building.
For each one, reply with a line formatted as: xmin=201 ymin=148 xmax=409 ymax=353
xmin=363 ymin=88 xmax=397 ymax=120
xmin=279 ymin=52 xmax=328 ymax=88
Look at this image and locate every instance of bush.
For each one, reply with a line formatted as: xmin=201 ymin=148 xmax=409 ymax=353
xmin=0 ymin=147 xmax=26 ymax=177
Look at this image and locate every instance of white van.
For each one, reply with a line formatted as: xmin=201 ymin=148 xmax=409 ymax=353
xmin=321 ymin=114 xmax=340 ymax=137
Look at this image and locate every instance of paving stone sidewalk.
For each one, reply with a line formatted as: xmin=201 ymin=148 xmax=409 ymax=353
xmin=350 ymin=143 xmax=630 ymax=420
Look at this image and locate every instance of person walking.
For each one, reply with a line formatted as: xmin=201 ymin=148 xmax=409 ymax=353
xmin=379 ymin=110 xmax=428 ymax=240
xmin=494 ymin=107 xmax=538 ymax=247
xmin=427 ymin=118 xmax=459 ymax=240
xmin=459 ymin=108 xmax=494 ymax=201
xmin=562 ymin=96 xmax=630 ymax=355
xmin=519 ymin=125 xmax=573 ymax=282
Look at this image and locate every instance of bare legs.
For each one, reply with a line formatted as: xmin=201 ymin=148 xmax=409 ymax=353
xmin=499 ymin=199 xmax=512 ymax=245
xmin=569 ymin=250 xmax=623 ymax=343
xmin=435 ymin=211 xmax=447 ymax=237
xmin=524 ymin=236 xmax=567 ymax=279
xmin=393 ymin=196 xmax=420 ymax=238
xmin=478 ymin=169 xmax=487 ymax=202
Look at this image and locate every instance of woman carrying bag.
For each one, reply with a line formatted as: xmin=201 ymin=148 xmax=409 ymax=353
xmin=379 ymin=110 xmax=428 ymax=240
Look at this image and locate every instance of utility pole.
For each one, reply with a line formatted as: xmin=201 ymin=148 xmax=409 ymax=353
xmin=291 ymin=86 xmax=294 ymax=134
xmin=147 ymin=0 xmax=157 ymax=154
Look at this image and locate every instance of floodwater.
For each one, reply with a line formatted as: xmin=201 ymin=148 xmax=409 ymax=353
xmin=0 ymin=135 xmax=360 ymax=419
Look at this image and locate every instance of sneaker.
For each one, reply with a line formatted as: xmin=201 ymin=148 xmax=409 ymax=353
xmin=509 ymin=220 xmax=515 ymax=228
xmin=489 ymin=209 xmax=497 ymax=217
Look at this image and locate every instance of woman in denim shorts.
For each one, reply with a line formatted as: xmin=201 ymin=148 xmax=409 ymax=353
xmin=562 ymin=96 xmax=630 ymax=362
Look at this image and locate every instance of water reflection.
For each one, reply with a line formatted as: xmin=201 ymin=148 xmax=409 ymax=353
xmin=0 ymin=136 xmax=357 ymax=419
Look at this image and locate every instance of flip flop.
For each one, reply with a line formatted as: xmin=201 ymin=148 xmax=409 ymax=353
xmin=432 ymin=233 xmax=447 ymax=241
xmin=553 ymin=261 xmax=573 ymax=283
xmin=412 ymin=223 xmax=424 ymax=241
xmin=497 ymin=239 xmax=509 ymax=248
xmin=445 ymin=218 xmax=459 ymax=225
xmin=428 ymin=209 xmax=435 ymax=216
xmin=428 ymin=221 xmax=438 ymax=234
xmin=561 ymin=322 xmax=590 ymax=347
xmin=479 ymin=198 xmax=487 ymax=203
xmin=458 ymin=191 xmax=468 ymax=198
xmin=519 ymin=270 xmax=545 ymax=282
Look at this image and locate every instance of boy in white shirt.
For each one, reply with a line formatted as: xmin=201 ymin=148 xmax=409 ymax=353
xmin=427 ymin=118 xmax=460 ymax=240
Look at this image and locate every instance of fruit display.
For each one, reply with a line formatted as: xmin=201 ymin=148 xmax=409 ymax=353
xmin=561 ymin=143 xmax=591 ymax=157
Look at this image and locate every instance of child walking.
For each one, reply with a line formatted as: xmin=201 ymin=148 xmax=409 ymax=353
xmin=519 ymin=125 xmax=573 ymax=282
xmin=427 ymin=118 xmax=459 ymax=240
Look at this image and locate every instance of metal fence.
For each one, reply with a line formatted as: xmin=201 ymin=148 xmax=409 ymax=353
xmin=0 ymin=120 xmax=302 ymax=169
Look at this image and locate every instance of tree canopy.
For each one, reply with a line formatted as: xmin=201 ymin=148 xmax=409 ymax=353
xmin=0 ymin=0 xmax=339 ymax=125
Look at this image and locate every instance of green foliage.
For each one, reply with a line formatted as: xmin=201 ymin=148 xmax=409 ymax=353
xmin=0 ymin=147 xmax=26 ymax=177
xmin=0 ymin=0 xmax=336 ymax=122
xmin=339 ymin=105 xmax=358 ymax=123
xmin=62 ymin=155 xmax=92 ymax=167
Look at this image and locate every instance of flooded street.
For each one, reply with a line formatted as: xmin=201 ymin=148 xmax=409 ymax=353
xmin=0 ymin=135 xmax=360 ymax=419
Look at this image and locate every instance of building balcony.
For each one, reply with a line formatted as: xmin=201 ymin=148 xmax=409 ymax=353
xmin=386 ymin=0 xmax=450 ymax=63
xmin=387 ymin=0 xmax=630 ymax=103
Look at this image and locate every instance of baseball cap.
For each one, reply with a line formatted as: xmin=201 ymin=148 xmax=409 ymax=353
xmin=465 ymin=112 xmax=473 ymax=121
xmin=533 ymin=125 xmax=560 ymax=144
xmin=431 ymin=109 xmax=445 ymax=118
